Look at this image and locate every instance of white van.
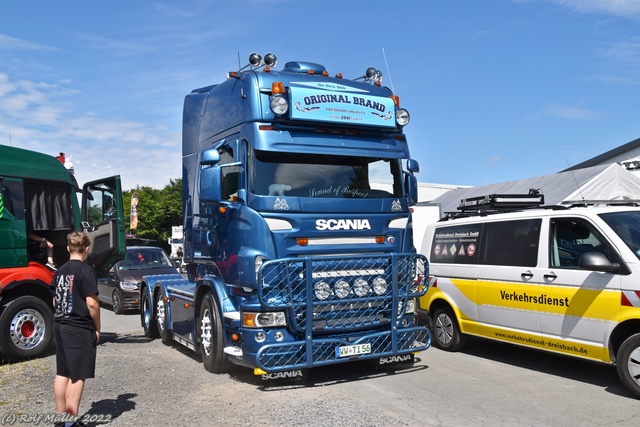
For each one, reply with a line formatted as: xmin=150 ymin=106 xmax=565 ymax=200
xmin=418 ymin=192 xmax=640 ymax=398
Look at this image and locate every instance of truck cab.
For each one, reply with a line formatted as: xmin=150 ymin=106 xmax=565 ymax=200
xmin=0 ymin=145 xmax=125 ymax=360
xmin=141 ymin=53 xmax=430 ymax=376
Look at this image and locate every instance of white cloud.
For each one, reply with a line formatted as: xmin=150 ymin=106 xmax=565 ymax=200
xmin=0 ymin=73 xmax=180 ymax=190
xmin=549 ymin=0 xmax=640 ymax=18
xmin=0 ymin=34 xmax=57 ymax=51
xmin=542 ymin=102 xmax=601 ymax=120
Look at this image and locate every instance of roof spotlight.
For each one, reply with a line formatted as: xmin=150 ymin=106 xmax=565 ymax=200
xmin=365 ymin=67 xmax=377 ymax=79
xmin=264 ymin=53 xmax=278 ymax=68
xmin=248 ymin=52 xmax=263 ymax=68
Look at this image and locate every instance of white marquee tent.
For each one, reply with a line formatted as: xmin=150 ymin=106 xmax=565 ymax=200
xmin=427 ymin=163 xmax=640 ymax=220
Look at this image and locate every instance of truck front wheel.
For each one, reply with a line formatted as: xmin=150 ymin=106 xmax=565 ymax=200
xmin=0 ymin=296 xmax=53 ymax=361
xmin=140 ymin=287 xmax=159 ymax=339
xmin=156 ymin=289 xmax=171 ymax=345
xmin=616 ymin=333 xmax=640 ymax=398
xmin=199 ymin=293 xmax=228 ymax=374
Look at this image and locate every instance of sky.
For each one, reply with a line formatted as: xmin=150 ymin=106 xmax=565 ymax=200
xmin=1 ymin=0 xmax=639 ymax=192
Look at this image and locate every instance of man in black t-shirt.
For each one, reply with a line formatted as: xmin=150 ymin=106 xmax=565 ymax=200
xmin=50 ymin=232 xmax=100 ymax=425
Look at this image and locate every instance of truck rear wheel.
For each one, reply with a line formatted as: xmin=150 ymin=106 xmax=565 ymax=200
xmin=431 ymin=307 xmax=466 ymax=352
xmin=0 ymin=296 xmax=53 ymax=361
xmin=156 ymin=289 xmax=171 ymax=345
xmin=199 ymin=293 xmax=228 ymax=373
xmin=616 ymin=333 xmax=640 ymax=398
xmin=140 ymin=287 xmax=159 ymax=339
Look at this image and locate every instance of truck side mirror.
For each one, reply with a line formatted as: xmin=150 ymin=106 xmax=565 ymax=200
xmin=201 ymin=148 xmax=220 ymax=166
xmin=407 ymin=159 xmax=420 ymax=173
xmin=405 ymin=173 xmax=418 ymax=206
xmin=199 ymin=165 xmax=222 ymax=203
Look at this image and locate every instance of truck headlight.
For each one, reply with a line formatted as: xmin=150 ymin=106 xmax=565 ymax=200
xmin=395 ymin=108 xmax=410 ymax=126
xmin=243 ymin=312 xmax=287 ymax=328
xmin=270 ymin=95 xmax=288 ymax=115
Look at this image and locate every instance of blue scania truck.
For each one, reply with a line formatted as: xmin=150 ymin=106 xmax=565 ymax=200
xmin=140 ymin=53 xmax=430 ymax=377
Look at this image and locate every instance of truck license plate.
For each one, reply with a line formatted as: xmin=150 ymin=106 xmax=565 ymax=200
xmin=335 ymin=343 xmax=371 ymax=358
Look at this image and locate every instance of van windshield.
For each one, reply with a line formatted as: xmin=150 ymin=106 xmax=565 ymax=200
xmin=599 ymin=211 xmax=640 ymax=260
xmin=248 ymin=149 xmax=403 ymax=199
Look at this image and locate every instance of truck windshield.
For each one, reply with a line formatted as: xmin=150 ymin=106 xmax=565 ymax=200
xmin=599 ymin=211 xmax=640 ymax=260
xmin=249 ymin=149 xmax=403 ymax=199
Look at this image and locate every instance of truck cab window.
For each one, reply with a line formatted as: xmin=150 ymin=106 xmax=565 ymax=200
xmin=249 ymin=149 xmax=402 ymax=198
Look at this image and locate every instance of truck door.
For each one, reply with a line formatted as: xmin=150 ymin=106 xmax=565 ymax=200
xmin=82 ymin=176 xmax=126 ymax=277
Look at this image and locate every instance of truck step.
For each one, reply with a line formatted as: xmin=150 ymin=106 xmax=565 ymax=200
xmin=224 ymin=346 xmax=243 ymax=356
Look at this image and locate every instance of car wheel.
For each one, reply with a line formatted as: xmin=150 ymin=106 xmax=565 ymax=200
xmin=112 ymin=290 xmax=123 ymax=315
xmin=156 ymin=289 xmax=171 ymax=345
xmin=140 ymin=286 xmax=159 ymax=339
xmin=431 ymin=307 xmax=466 ymax=351
xmin=199 ymin=293 xmax=228 ymax=373
xmin=616 ymin=333 xmax=640 ymax=398
xmin=0 ymin=296 xmax=53 ymax=361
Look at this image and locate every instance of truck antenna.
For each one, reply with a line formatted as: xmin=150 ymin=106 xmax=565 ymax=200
xmin=565 ymin=158 xmax=586 ymax=205
xmin=382 ymin=48 xmax=395 ymax=94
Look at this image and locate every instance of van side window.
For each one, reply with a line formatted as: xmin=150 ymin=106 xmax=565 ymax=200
xmin=480 ymin=219 xmax=541 ymax=267
xmin=430 ymin=224 xmax=482 ymax=265
xmin=550 ymin=218 xmax=610 ymax=268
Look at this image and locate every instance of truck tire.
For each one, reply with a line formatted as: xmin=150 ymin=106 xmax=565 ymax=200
xmin=431 ymin=307 xmax=466 ymax=352
xmin=616 ymin=333 xmax=640 ymax=398
xmin=199 ymin=293 xmax=229 ymax=373
xmin=140 ymin=287 xmax=159 ymax=339
xmin=156 ymin=289 xmax=171 ymax=345
xmin=0 ymin=296 xmax=53 ymax=361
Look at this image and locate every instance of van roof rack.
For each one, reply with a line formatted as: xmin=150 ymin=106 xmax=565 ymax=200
xmin=458 ymin=191 xmax=544 ymax=211
xmin=441 ymin=190 xmax=545 ymax=220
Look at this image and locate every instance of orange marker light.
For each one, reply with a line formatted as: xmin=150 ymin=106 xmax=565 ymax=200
xmin=391 ymin=95 xmax=400 ymax=108
xmin=243 ymin=314 xmax=255 ymax=327
xmin=297 ymin=238 xmax=309 ymax=246
xmin=375 ymin=236 xmax=385 ymax=244
xmin=272 ymin=82 xmax=284 ymax=94
xmin=219 ymin=206 xmax=227 ymax=214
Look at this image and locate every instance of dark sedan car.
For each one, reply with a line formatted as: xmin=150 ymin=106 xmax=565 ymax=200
xmin=98 ymin=246 xmax=179 ymax=314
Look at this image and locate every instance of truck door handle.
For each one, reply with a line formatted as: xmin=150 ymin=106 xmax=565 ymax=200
xmin=544 ymin=273 xmax=557 ymax=280
xmin=521 ymin=271 xmax=533 ymax=280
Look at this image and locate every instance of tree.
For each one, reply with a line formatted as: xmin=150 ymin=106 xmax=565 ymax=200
xmin=122 ymin=179 xmax=182 ymax=250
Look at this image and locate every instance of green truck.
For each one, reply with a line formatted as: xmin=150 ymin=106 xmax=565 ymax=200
xmin=0 ymin=145 xmax=125 ymax=361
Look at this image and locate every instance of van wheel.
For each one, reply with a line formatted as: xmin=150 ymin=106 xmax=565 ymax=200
xmin=141 ymin=287 xmax=159 ymax=339
xmin=431 ymin=307 xmax=466 ymax=351
xmin=156 ymin=289 xmax=171 ymax=345
xmin=616 ymin=333 xmax=640 ymax=398
xmin=199 ymin=293 xmax=228 ymax=374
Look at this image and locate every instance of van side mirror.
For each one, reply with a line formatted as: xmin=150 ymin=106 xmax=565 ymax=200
xmin=579 ymin=252 xmax=620 ymax=273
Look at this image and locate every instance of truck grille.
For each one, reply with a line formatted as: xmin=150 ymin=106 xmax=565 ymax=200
xmin=256 ymin=254 xmax=431 ymax=370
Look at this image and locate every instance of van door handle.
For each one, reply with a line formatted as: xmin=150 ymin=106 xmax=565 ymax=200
xmin=521 ymin=271 xmax=533 ymax=280
xmin=544 ymin=273 xmax=557 ymax=280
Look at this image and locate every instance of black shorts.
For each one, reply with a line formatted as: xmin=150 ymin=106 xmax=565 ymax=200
xmin=54 ymin=323 xmax=97 ymax=380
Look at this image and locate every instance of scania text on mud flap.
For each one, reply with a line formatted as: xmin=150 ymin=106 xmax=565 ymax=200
xmin=0 ymin=145 xmax=125 ymax=361
xmin=139 ymin=52 xmax=431 ymax=378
